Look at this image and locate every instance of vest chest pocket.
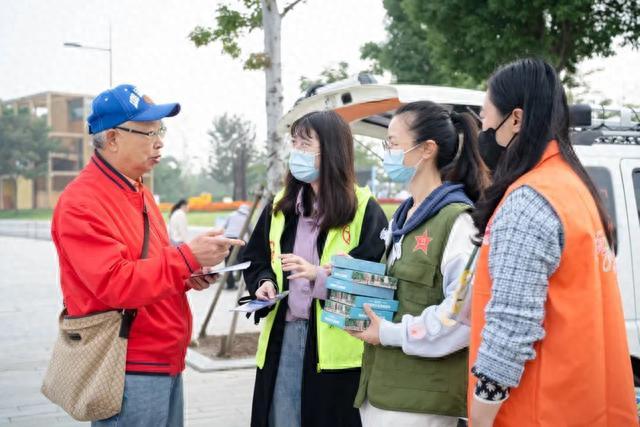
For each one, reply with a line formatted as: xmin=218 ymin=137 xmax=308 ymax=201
xmin=391 ymin=260 xmax=441 ymax=318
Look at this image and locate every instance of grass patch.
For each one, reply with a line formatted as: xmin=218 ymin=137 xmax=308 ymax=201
xmin=380 ymin=203 xmax=399 ymax=219
xmin=0 ymin=209 xmax=54 ymax=220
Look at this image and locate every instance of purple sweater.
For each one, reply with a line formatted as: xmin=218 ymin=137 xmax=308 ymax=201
xmin=285 ymin=191 xmax=329 ymax=321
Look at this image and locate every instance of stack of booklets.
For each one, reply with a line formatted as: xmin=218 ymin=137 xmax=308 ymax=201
xmin=321 ymin=255 xmax=399 ymax=331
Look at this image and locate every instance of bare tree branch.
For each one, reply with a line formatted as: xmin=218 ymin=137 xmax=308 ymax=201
xmin=281 ymin=0 xmax=305 ymax=17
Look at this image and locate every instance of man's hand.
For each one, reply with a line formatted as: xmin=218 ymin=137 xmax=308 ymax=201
xmin=280 ymin=254 xmax=319 ymax=281
xmin=255 ymin=281 xmax=277 ymax=301
xmin=188 ymin=229 xmax=245 ymax=267
xmin=349 ymin=304 xmax=382 ymax=345
xmin=186 ymin=274 xmax=219 ymax=291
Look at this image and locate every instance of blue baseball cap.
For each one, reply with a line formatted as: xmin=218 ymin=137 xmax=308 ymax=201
xmin=87 ymin=84 xmax=180 ymax=134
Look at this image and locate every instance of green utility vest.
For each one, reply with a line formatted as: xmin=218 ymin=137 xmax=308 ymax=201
xmin=354 ymin=203 xmax=470 ymax=416
xmin=255 ymin=186 xmax=373 ymax=371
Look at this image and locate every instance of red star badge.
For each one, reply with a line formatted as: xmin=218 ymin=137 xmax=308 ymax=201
xmin=414 ymin=229 xmax=431 ymax=253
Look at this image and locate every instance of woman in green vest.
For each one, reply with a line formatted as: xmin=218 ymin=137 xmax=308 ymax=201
xmin=351 ymin=101 xmax=490 ymax=426
xmin=241 ymin=110 xmax=388 ymax=427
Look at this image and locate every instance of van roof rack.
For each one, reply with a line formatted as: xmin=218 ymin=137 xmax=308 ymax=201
xmin=570 ymin=104 xmax=640 ymax=130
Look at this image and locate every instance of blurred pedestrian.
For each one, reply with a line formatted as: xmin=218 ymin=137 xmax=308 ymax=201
xmin=169 ymin=199 xmax=189 ymax=245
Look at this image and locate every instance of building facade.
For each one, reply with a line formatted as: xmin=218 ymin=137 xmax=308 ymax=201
xmin=1 ymin=92 xmax=94 ymax=210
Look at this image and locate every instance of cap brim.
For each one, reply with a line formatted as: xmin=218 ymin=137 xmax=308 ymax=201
xmin=131 ymin=103 xmax=181 ymax=122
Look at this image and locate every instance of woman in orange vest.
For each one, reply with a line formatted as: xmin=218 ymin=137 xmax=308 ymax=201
xmin=467 ymin=58 xmax=637 ymax=426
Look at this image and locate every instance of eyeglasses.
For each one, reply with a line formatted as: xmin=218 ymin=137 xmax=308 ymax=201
xmin=382 ymin=138 xmax=422 ymax=152
xmin=115 ymin=125 xmax=167 ymax=139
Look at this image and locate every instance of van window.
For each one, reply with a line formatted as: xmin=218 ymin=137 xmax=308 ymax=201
xmin=633 ymin=169 xmax=640 ymax=224
xmin=585 ymin=167 xmax=617 ymax=229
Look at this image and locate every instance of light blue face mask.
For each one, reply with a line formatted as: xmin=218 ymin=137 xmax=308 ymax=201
xmin=383 ymin=145 xmax=422 ymax=183
xmin=289 ymin=149 xmax=320 ymax=183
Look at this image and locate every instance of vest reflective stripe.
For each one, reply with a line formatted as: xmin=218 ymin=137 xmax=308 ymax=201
xmin=468 ymin=141 xmax=636 ymax=426
xmin=255 ymin=186 xmax=372 ymax=370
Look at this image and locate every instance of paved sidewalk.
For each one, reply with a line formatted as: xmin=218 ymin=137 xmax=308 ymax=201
xmin=0 ymin=236 xmax=257 ymax=426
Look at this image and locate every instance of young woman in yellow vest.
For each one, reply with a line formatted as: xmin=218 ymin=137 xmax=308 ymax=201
xmin=350 ymin=101 xmax=490 ymax=426
xmin=466 ymin=58 xmax=636 ymax=426
xmin=241 ymin=110 xmax=388 ymax=427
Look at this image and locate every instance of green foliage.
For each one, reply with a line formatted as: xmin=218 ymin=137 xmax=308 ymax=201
xmin=189 ymin=0 xmax=263 ymax=68
xmin=361 ymin=0 xmax=478 ymax=87
xmin=299 ymin=61 xmax=350 ymax=92
xmin=153 ymin=155 xmax=188 ymax=203
xmin=184 ymin=173 xmax=231 ymax=200
xmin=246 ymin=151 xmax=268 ymax=194
xmin=207 ymin=113 xmax=257 ymax=200
xmin=0 ymin=106 xmax=59 ymax=179
xmin=353 ymin=138 xmax=381 ymax=171
xmin=364 ymin=0 xmax=640 ymax=87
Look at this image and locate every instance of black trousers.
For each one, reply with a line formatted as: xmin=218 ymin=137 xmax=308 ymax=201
xmin=225 ymin=246 xmax=245 ymax=289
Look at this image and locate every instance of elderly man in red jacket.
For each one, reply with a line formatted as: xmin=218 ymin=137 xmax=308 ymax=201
xmin=51 ymin=84 xmax=244 ymax=427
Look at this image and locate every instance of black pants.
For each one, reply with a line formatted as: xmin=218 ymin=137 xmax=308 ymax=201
xmin=225 ymin=246 xmax=245 ymax=289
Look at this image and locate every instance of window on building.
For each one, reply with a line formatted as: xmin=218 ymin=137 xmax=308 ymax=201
xmin=585 ymin=166 xmax=617 ymax=229
xmin=68 ymin=99 xmax=84 ymax=122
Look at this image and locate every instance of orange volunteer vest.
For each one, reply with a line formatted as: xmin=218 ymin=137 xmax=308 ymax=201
xmin=469 ymin=141 xmax=637 ymax=426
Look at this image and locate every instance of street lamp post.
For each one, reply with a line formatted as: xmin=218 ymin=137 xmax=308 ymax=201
xmin=64 ymin=23 xmax=113 ymax=86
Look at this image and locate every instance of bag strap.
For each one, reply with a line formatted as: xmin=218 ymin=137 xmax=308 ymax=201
xmin=118 ymin=202 xmax=150 ymax=338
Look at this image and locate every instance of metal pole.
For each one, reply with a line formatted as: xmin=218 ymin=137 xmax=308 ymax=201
xmin=108 ymin=23 xmax=112 ymax=87
xmin=198 ymin=186 xmax=266 ymax=339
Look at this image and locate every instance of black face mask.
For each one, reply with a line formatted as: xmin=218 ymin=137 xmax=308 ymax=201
xmin=478 ymin=112 xmax=516 ymax=171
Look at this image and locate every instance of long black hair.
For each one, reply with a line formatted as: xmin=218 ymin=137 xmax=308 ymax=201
xmin=170 ymin=199 xmax=188 ymax=217
xmin=275 ymin=111 xmax=357 ymax=232
xmin=472 ymin=58 xmax=616 ymax=249
xmin=394 ymin=101 xmax=490 ymax=202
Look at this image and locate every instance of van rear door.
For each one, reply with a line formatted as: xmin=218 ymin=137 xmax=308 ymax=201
xmin=621 ymin=159 xmax=640 ymax=348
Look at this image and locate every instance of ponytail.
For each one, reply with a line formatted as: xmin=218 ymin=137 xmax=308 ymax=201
xmin=447 ymin=111 xmax=491 ymax=202
xmin=394 ymin=101 xmax=490 ymax=203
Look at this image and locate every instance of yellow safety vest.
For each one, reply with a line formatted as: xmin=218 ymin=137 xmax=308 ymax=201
xmin=255 ymin=186 xmax=372 ymax=371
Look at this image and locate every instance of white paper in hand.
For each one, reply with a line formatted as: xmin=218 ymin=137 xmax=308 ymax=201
xmin=190 ymin=261 xmax=251 ymax=279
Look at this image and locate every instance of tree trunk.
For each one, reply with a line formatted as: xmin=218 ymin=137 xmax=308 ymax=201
xmin=261 ymin=0 xmax=285 ymax=198
xmin=233 ymin=149 xmax=248 ymax=201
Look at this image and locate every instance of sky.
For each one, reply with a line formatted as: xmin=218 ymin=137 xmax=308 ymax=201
xmin=1 ymin=0 xmax=639 ymax=169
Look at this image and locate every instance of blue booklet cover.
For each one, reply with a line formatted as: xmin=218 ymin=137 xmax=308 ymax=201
xmin=231 ymin=291 xmax=289 ymax=313
xmin=325 ymin=300 xmax=394 ymax=321
xmin=320 ymin=309 xmax=370 ymax=331
xmin=328 ymin=290 xmax=399 ymax=312
xmin=331 ymin=255 xmax=386 ymax=276
xmin=326 ymin=276 xmax=395 ymax=300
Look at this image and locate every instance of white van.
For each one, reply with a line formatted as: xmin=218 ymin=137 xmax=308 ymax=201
xmin=280 ymin=80 xmax=640 ymax=384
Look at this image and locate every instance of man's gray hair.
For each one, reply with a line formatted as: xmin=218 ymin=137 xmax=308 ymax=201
xmin=91 ymin=130 xmax=108 ymax=149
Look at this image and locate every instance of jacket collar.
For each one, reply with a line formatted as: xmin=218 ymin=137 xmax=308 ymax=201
xmin=91 ymin=150 xmax=140 ymax=193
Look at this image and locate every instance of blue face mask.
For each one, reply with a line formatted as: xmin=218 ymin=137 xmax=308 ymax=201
xmin=289 ymin=149 xmax=320 ymax=183
xmin=383 ymin=145 xmax=422 ymax=183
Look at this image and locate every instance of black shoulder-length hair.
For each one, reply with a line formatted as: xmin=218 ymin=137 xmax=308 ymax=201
xmin=275 ymin=110 xmax=357 ymax=232
xmin=170 ymin=199 xmax=187 ymax=216
xmin=472 ymin=58 xmax=616 ymax=249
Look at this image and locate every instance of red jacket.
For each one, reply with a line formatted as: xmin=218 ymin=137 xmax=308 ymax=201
xmin=51 ymin=152 xmax=201 ymax=375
